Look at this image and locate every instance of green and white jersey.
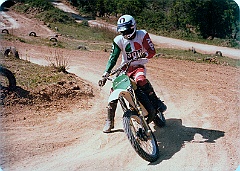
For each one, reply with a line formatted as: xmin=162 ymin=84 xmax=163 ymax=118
xmin=105 ymin=30 xmax=156 ymax=73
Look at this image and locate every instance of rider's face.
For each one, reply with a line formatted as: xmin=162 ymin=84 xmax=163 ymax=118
xmin=120 ymin=28 xmax=134 ymax=36
xmin=120 ymin=28 xmax=135 ymax=39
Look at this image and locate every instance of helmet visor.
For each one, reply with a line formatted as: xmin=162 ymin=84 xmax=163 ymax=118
xmin=120 ymin=28 xmax=134 ymax=36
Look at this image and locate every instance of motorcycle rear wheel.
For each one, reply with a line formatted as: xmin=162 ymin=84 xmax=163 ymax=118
xmin=123 ymin=110 xmax=159 ymax=162
xmin=153 ymin=112 xmax=166 ymax=127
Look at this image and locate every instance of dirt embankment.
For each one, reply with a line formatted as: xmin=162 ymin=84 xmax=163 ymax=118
xmin=0 ymin=7 xmax=239 ymax=171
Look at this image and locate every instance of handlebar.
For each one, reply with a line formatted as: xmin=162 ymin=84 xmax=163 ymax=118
xmin=99 ymin=56 xmax=147 ymax=87
xmin=109 ymin=57 xmax=145 ymax=77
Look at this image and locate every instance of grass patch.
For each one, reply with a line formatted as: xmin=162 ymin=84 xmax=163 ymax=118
xmin=11 ymin=1 xmax=115 ymax=44
xmin=1 ymin=26 xmax=113 ymax=52
xmin=156 ymin=48 xmax=240 ymax=68
xmin=0 ymin=53 xmax=71 ymax=89
xmin=49 ymin=22 xmax=117 ymax=42
xmin=0 ymin=53 xmax=94 ymax=108
xmin=13 ymin=1 xmax=75 ymax=24
xmin=156 ymin=30 xmax=240 ymax=49
xmin=1 ymin=33 xmax=65 ymax=48
xmin=49 ymin=22 xmax=117 ymax=51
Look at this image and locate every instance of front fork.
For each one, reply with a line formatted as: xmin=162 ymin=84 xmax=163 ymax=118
xmin=119 ymin=95 xmax=151 ymax=137
xmin=136 ymin=106 xmax=152 ymax=137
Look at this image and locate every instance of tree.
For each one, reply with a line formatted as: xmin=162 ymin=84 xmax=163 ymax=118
xmin=116 ymin=0 xmax=146 ymax=16
xmin=66 ymin=0 xmax=239 ymax=40
xmin=188 ymin=0 xmax=239 ymax=39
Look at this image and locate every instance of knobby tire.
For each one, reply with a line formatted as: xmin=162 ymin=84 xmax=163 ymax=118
xmin=123 ymin=110 xmax=159 ymax=162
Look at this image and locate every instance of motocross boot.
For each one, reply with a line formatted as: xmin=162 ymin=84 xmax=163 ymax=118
xmin=103 ymin=100 xmax=118 ymax=133
xmin=135 ymin=87 xmax=156 ymax=123
xmin=140 ymin=81 xmax=167 ymax=113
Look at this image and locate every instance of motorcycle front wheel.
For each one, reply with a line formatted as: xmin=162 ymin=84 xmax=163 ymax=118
xmin=123 ymin=110 xmax=159 ymax=162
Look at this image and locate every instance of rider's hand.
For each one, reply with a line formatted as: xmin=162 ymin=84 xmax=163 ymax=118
xmin=98 ymin=72 xmax=109 ymax=87
xmin=98 ymin=78 xmax=107 ymax=87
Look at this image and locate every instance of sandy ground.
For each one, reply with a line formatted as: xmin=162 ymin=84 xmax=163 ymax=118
xmin=0 ymin=5 xmax=240 ymax=171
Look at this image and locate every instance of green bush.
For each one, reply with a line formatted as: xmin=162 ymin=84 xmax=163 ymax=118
xmin=37 ymin=9 xmax=75 ymax=24
xmin=26 ymin=0 xmax=53 ymax=11
xmin=14 ymin=0 xmax=75 ymax=24
xmin=81 ymin=20 xmax=89 ymax=27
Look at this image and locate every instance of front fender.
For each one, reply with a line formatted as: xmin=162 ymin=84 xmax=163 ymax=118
xmin=108 ymin=89 xmax=132 ymax=104
xmin=108 ymin=89 xmax=148 ymax=116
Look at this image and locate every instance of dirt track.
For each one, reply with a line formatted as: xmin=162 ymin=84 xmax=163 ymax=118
xmin=0 ymin=7 xmax=240 ymax=171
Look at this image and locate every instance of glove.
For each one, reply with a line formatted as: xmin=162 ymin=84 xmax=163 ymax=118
xmin=98 ymin=72 xmax=109 ymax=87
xmin=98 ymin=78 xmax=107 ymax=87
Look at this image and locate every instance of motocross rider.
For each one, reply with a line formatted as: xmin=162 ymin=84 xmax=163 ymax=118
xmin=99 ymin=14 xmax=167 ymax=133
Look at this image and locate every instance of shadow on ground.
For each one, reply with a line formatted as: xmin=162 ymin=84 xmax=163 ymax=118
xmin=151 ymin=118 xmax=225 ymax=165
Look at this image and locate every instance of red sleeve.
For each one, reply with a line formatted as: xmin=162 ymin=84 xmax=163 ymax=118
xmin=142 ymin=33 xmax=156 ymax=59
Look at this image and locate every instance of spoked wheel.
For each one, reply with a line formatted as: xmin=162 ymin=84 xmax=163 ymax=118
xmin=123 ymin=110 xmax=159 ymax=162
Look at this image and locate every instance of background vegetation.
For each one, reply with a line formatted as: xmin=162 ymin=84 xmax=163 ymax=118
xmin=68 ymin=0 xmax=240 ymax=48
xmin=13 ymin=0 xmax=117 ymax=46
xmin=14 ymin=0 xmax=75 ymax=24
xmin=13 ymin=0 xmax=239 ymax=48
xmin=7 ymin=0 xmax=239 ymax=67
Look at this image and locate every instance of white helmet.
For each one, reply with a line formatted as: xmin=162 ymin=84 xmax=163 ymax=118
xmin=117 ymin=15 xmax=136 ymax=39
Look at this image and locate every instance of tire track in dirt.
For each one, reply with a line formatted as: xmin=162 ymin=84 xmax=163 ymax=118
xmin=10 ymin=43 xmax=238 ymax=171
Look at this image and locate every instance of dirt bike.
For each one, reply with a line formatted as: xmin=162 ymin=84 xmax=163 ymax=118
xmin=100 ymin=58 xmax=165 ymax=162
xmin=0 ymin=66 xmax=16 ymax=90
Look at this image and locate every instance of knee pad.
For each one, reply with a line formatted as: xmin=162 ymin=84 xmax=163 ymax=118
xmin=136 ymin=75 xmax=147 ymax=87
